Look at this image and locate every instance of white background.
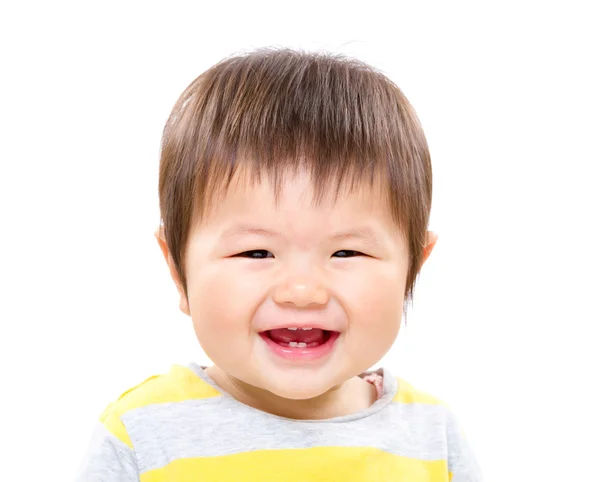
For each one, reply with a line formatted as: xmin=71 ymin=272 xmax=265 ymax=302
xmin=1 ymin=1 xmax=599 ymax=480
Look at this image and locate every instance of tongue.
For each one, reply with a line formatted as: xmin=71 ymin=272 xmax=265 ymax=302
xmin=268 ymin=328 xmax=326 ymax=345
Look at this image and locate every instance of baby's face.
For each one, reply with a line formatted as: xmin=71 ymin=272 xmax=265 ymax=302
xmin=182 ymin=168 xmax=409 ymax=400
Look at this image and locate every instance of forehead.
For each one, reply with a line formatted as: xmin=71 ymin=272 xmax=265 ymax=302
xmin=203 ymin=166 xmax=392 ymax=223
xmin=186 ymin=166 xmax=409 ymax=256
xmin=183 ymin=166 xmax=410 ymax=265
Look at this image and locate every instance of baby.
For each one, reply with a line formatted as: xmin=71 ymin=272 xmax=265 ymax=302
xmin=76 ymin=47 xmax=483 ymax=481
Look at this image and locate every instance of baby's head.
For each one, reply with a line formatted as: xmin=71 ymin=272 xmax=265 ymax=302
xmin=156 ymin=48 xmax=436 ymax=404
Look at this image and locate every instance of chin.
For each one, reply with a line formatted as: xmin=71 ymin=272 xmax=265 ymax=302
xmin=269 ymin=386 xmax=328 ymax=401
xmin=261 ymin=374 xmax=338 ymax=401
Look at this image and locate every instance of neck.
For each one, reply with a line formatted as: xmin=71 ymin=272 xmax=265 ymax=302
xmin=204 ymin=366 xmax=377 ymax=420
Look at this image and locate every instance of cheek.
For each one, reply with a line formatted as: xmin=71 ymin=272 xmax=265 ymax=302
xmin=354 ymin=286 xmax=404 ymax=342
xmin=339 ymin=263 xmax=406 ymax=323
xmin=187 ymin=262 xmax=267 ymax=346
xmin=338 ymin=263 xmax=405 ymax=362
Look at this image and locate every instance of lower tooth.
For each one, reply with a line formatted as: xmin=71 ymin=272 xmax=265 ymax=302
xmin=287 ymin=341 xmax=308 ymax=348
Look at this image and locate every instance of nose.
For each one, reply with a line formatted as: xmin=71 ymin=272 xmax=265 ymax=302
xmin=271 ymin=274 xmax=329 ymax=307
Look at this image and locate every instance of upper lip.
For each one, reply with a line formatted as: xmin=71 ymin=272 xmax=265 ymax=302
xmin=259 ymin=323 xmax=339 ymax=332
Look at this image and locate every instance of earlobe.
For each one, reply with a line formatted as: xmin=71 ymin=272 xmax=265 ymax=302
xmin=179 ymin=295 xmax=190 ymax=316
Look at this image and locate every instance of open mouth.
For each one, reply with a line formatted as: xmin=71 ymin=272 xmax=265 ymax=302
xmin=259 ymin=327 xmax=340 ymax=361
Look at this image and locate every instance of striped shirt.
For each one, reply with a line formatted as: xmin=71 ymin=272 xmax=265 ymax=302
xmin=76 ymin=363 xmax=483 ymax=481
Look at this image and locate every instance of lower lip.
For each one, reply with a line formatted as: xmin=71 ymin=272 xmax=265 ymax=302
xmin=259 ymin=331 xmax=340 ymax=362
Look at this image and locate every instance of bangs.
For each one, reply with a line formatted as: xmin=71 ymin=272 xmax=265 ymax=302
xmin=161 ymin=48 xmax=428 ymax=229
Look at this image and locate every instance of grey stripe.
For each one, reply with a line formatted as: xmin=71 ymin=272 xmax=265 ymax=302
xmin=123 ymin=396 xmax=450 ymax=474
xmin=446 ymin=409 xmax=484 ymax=480
xmin=74 ymin=423 xmax=139 ymax=482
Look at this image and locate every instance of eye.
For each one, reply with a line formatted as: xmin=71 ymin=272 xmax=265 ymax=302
xmin=332 ymin=250 xmax=363 ymax=258
xmin=234 ymin=250 xmax=274 ymax=259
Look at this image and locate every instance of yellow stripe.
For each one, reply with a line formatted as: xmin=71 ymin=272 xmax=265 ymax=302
xmin=393 ymin=377 xmax=448 ymax=406
xmin=140 ymin=446 xmax=449 ymax=482
xmin=100 ymin=365 xmax=221 ymax=446
xmin=115 ymin=365 xmax=221 ymax=410
xmin=100 ymin=402 xmax=133 ymax=448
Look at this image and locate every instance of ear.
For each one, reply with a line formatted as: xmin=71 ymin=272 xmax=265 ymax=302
xmin=154 ymin=225 xmax=191 ymax=316
xmin=421 ymin=231 xmax=438 ymax=267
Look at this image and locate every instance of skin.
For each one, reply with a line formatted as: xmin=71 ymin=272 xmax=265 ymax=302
xmin=155 ymin=167 xmax=437 ymax=420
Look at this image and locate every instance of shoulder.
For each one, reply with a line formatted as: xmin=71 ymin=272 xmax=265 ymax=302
xmin=391 ymin=375 xmax=449 ymax=407
xmin=385 ymin=373 xmax=456 ymax=436
xmin=391 ymin=376 xmax=464 ymax=438
xmin=380 ymin=370 xmax=454 ymax=435
xmin=104 ymin=364 xmax=220 ymax=416
xmin=99 ymin=364 xmax=221 ymax=445
xmin=390 ymin=375 xmax=469 ymax=437
xmin=388 ymin=373 xmax=483 ymax=478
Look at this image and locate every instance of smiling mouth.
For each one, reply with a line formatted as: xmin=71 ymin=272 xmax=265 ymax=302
xmin=262 ymin=328 xmax=334 ymax=348
xmin=259 ymin=328 xmax=340 ymax=361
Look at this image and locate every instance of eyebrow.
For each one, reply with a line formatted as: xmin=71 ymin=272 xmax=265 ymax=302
xmin=330 ymin=227 xmax=383 ymax=246
xmin=220 ymin=224 xmax=383 ymax=247
xmin=220 ymin=224 xmax=281 ymax=239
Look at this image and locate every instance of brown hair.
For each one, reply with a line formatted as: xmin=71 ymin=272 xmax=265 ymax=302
xmin=158 ymin=47 xmax=432 ymax=313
